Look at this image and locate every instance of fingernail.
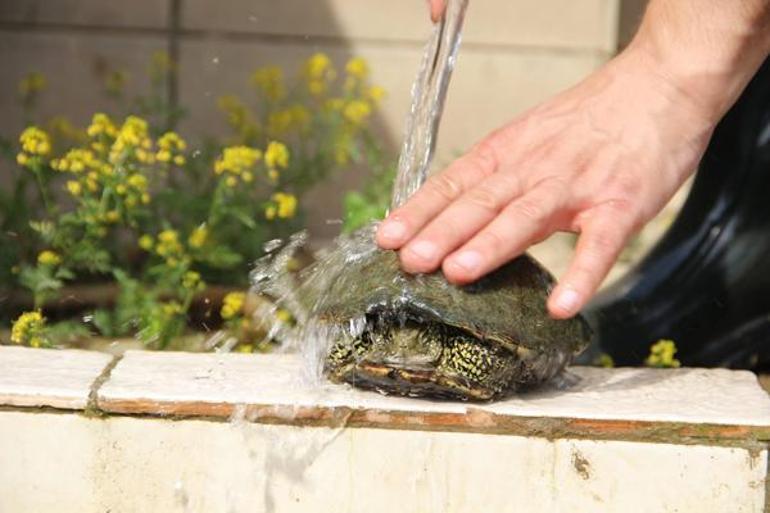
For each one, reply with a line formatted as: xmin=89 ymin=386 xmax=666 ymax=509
xmin=451 ymin=250 xmax=482 ymax=272
xmin=554 ymin=288 xmax=581 ymax=314
xmin=380 ymin=220 xmax=407 ymax=242
xmin=407 ymin=240 xmax=438 ymax=262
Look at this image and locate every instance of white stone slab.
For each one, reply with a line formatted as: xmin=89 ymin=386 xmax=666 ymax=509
xmin=0 ymin=346 xmax=113 ymax=410
xmin=0 ymin=411 xmax=765 ymax=513
xmin=100 ymin=351 xmax=770 ymax=428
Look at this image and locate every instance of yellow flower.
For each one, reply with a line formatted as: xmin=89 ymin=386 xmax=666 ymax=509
xmin=37 ymin=250 xmax=61 ymax=266
xmin=188 ymin=225 xmax=208 ymax=249
xmin=304 ymin=53 xmax=333 ymax=79
xmin=16 ymin=153 xmax=28 ymax=166
xmin=51 ymin=148 xmax=98 ymax=174
xmin=110 ymin=116 xmax=152 ymax=164
xmin=182 ymin=271 xmax=203 ymax=291
xmin=19 ymin=126 xmax=52 ymax=157
xmin=343 ymin=100 xmax=371 ymax=125
xmin=276 ymin=309 xmax=293 ymax=323
xmin=66 ymin=180 xmax=82 ymax=197
xmin=11 ymin=310 xmax=47 ymax=347
xmin=221 ymin=292 xmax=246 ymax=319
xmin=173 ymin=155 xmax=186 ymax=166
xmin=156 ymin=229 xmax=182 ymax=257
xmin=595 ymin=353 xmax=615 ymax=368
xmin=302 ymin=53 xmax=336 ymax=96
xmin=269 ymin=192 xmax=298 ymax=219
xmin=345 ymin=57 xmax=369 ymax=80
xmin=251 ymin=66 xmax=286 ymax=102
xmin=158 ymin=132 xmax=186 ymax=151
xmin=265 ymin=205 xmax=277 ymax=220
xmin=87 ymin=113 xmax=118 ymax=138
xmin=264 ymin=141 xmax=289 ymax=170
xmin=268 ymin=169 xmax=279 ymax=182
xmin=138 ymin=235 xmax=154 ymax=251
xmin=127 ymin=173 xmax=148 ymax=191
xmin=156 ymin=131 xmax=187 ymax=165
xmin=367 ymin=85 xmax=386 ymax=103
xmin=18 ymin=72 xmax=46 ymax=98
xmin=645 ymin=339 xmax=681 ymax=368
xmin=104 ymin=210 xmax=120 ymax=223
xmin=162 ymin=301 xmax=183 ymax=317
xmin=214 ymin=145 xmax=262 ymax=180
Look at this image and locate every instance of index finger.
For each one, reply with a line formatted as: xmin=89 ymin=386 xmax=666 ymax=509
xmin=376 ymin=142 xmax=500 ymax=249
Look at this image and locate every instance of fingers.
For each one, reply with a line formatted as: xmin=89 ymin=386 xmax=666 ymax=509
xmin=377 ymin=141 xmax=499 ymax=250
xmin=548 ymin=203 xmax=635 ymax=319
xmin=397 ymin=171 xmax=523 ymax=273
xmin=438 ymin=180 xmax=568 ymax=283
xmin=428 ymin=0 xmax=446 ymax=22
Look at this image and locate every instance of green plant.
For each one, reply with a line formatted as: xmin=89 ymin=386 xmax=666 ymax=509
xmin=2 ymin=52 xmax=392 ymax=350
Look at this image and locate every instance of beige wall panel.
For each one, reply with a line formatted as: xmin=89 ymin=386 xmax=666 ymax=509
xmin=0 ymin=31 xmax=166 ymax=145
xmin=0 ymin=0 xmax=169 ymax=29
xmin=182 ymin=0 xmax=620 ymax=52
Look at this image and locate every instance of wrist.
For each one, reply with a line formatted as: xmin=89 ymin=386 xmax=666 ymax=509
xmin=628 ymin=0 xmax=770 ymax=124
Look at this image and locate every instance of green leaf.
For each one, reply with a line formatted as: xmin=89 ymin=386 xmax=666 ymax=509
xmin=90 ymin=309 xmax=116 ymax=337
xmin=46 ymin=320 xmax=92 ymax=345
xmin=343 ymin=191 xmax=386 ymax=232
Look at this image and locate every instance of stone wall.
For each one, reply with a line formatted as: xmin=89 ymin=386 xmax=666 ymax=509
xmin=0 ymin=346 xmax=768 ymax=512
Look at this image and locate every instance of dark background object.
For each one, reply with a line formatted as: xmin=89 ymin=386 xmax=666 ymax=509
xmin=587 ymin=57 xmax=770 ymax=369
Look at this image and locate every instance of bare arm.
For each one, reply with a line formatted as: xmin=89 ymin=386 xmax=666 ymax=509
xmin=383 ymin=0 xmax=770 ymax=318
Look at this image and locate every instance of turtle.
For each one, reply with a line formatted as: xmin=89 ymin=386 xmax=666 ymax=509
xmin=316 ymin=241 xmax=591 ymax=401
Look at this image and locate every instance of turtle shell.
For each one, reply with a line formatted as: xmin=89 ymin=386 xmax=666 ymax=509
xmin=317 ymin=248 xmax=591 ymax=357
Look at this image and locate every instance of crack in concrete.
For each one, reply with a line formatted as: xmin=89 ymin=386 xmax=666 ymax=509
xmin=85 ymin=354 xmax=123 ymax=417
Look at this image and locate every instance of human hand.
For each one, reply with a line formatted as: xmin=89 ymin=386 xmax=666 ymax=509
xmin=427 ymin=0 xmax=445 ymax=22
xmin=376 ymin=45 xmax=719 ymax=319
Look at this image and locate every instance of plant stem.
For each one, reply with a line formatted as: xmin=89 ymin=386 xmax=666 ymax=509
xmin=32 ymin=166 xmax=55 ymax=217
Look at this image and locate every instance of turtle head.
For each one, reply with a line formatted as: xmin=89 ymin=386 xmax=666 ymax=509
xmin=324 ymin=311 xmax=521 ymax=401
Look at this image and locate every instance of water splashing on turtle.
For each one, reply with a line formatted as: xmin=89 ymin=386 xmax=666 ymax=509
xmin=249 ymin=0 xmax=470 ymax=383
xmin=249 ymin=0 xmax=589 ymax=399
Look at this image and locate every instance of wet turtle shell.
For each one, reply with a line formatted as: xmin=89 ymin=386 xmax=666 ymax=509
xmin=317 ymin=246 xmax=591 ymax=401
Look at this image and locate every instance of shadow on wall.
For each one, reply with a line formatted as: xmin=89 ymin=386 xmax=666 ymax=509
xmin=0 ymin=0 xmax=408 ymax=239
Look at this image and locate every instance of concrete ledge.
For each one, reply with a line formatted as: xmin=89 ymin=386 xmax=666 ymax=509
xmin=0 ymin=346 xmax=113 ymax=410
xmin=0 ymin=346 xmax=768 ymax=512
xmin=96 ymin=351 xmax=770 ymax=448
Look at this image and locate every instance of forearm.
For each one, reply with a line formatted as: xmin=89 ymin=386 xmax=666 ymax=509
xmin=630 ymin=0 xmax=770 ymax=122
